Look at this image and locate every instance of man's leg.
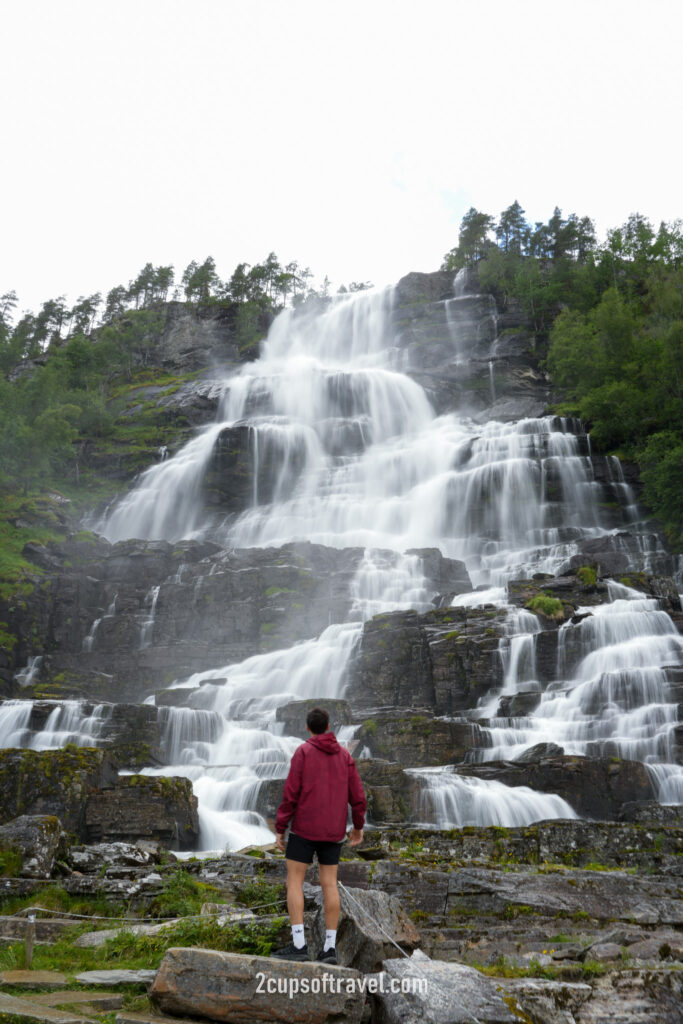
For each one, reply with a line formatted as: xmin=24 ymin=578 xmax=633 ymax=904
xmin=318 ymin=862 xmax=340 ymax=930
xmin=286 ymin=858 xmax=308 ymax=928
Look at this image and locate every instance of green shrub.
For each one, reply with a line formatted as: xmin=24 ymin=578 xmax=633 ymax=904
xmin=525 ymin=595 xmax=564 ymax=620
xmin=577 ymin=565 xmax=597 ymax=587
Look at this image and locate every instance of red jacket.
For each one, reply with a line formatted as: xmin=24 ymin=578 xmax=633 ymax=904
xmin=275 ymin=732 xmax=367 ymax=842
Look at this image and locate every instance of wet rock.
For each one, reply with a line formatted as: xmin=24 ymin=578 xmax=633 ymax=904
xmin=355 ymin=760 xmax=416 ymax=824
xmin=356 ymin=712 xmax=482 ymax=767
xmin=311 ymin=885 xmax=421 ymax=971
xmin=372 ymin=951 xmax=520 ymax=1023
xmin=276 ymin=699 xmax=352 ymax=739
xmin=84 ymin=775 xmax=198 ymax=849
xmin=514 ymin=742 xmax=565 ymax=763
xmin=151 ymin=947 xmax=364 ymax=1024
xmin=16 ymin=700 xmax=163 ymax=769
xmin=0 ymin=815 xmax=68 ymax=879
xmin=459 ymin=755 xmax=655 ymax=820
xmin=0 ymin=748 xmax=117 ymax=835
xmin=618 ymin=801 xmax=683 ymax=825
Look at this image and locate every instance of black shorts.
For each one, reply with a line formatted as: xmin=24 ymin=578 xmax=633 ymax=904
xmin=286 ymin=831 xmax=345 ymax=866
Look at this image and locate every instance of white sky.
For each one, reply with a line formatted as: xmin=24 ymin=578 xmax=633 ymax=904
xmin=2 ymin=0 xmax=682 ymax=315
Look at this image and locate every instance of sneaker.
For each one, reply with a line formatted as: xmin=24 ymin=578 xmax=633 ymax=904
xmin=272 ymin=941 xmax=310 ymax=961
xmin=317 ymin=947 xmax=337 ymax=965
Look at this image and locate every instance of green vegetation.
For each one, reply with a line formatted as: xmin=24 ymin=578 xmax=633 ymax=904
xmin=525 ymin=594 xmax=565 ymax=620
xmin=0 ymin=844 xmax=22 ymax=877
xmin=234 ymin=872 xmax=286 ymax=913
xmin=0 ymin=915 xmax=285 ymax=975
xmin=147 ymin=868 xmax=220 ymax=918
xmin=443 ymin=203 xmax=683 ymax=548
xmin=577 ymin=565 xmax=598 ymax=587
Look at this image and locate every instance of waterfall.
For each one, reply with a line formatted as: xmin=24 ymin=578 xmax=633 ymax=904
xmin=409 ymin=767 xmax=577 ymax=828
xmin=474 ymin=582 xmax=683 ymax=765
xmin=140 ymin=586 xmax=161 ymax=649
xmin=6 ymin=280 xmax=679 ymax=851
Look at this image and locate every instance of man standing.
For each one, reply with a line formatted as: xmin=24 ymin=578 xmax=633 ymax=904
xmin=272 ymin=706 xmax=367 ymax=964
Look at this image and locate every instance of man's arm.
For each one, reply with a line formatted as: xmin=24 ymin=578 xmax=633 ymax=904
xmin=347 ymin=754 xmax=367 ymax=846
xmin=274 ymin=747 xmax=304 ymax=848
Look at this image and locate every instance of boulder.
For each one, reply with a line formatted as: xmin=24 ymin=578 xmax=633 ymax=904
xmin=0 ymin=748 xmax=117 ymax=834
xmin=84 ymin=775 xmax=199 ymax=849
xmin=0 ymin=815 xmax=67 ymax=879
xmin=514 ymin=742 xmax=565 ymax=763
xmin=276 ymin=699 xmax=352 ymax=740
xmin=371 ymin=951 xmax=520 ymax=1023
xmin=151 ymin=947 xmax=364 ymax=1024
xmin=312 ymin=886 xmax=421 ymax=971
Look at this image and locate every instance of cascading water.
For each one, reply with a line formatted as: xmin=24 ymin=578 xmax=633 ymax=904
xmin=4 ymin=280 xmax=680 ymax=847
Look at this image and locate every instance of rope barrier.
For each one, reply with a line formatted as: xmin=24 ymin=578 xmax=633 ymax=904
xmin=12 ymin=898 xmax=288 ymax=924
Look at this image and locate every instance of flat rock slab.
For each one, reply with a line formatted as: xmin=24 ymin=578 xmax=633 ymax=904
xmin=446 ymin=867 xmax=682 ymax=925
xmin=0 ymin=992 xmax=89 ymax=1024
xmin=74 ymin=970 xmax=157 ymax=987
xmin=31 ymin=992 xmax=124 ymax=1011
xmin=151 ymin=947 xmax=364 ymax=1024
xmin=116 ymin=1013 xmax=206 ymax=1024
xmin=1 ymin=971 xmax=68 ymax=989
xmin=373 ymin=953 xmax=520 ymax=1023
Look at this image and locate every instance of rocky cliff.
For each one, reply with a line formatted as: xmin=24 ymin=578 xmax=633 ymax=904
xmin=1 ymin=268 xmax=681 ymax=851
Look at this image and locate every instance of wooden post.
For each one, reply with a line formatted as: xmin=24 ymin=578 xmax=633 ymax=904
xmin=25 ymin=914 xmax=35 ymax=969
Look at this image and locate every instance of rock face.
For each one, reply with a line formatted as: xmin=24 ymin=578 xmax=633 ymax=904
xmin=151 ymin=947 xmax=365 ymax=1024
xmin=1 ymin=541 xmax=466 ymax=703
xmin=311 ymin=886 xmax=421 ymax=971
xmin=372 ymin=951 xmax=520 ymax=1024
xmin=459 ymin=756 xmax=656 ymax=820
xmin=0 ymin=748 xmax=117 ymax=834
xmin=83 ymin=775 xmax=199 ymax=848
xmin=0 ymin=749 xmax=197 ymax=847
xmin=0 ymin=815 xmax=67 ymax=878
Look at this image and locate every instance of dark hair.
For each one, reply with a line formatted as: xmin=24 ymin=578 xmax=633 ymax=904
xmin=306 ymin=706 xmax=330 ymax=735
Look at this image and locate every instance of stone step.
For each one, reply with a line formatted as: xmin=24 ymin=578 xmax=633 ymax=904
xmin=0 ymin=970 xmax=68 ymax=989
xmin=74 ymin=970 xmax=157 ymax=988
xmin=116 ymin=1012 xmax=206 ymax=1024
xmin=30 ymin=991 xmax=124 ymax=1011
xmin=0 ymin=992 xmax=90 ymax=1024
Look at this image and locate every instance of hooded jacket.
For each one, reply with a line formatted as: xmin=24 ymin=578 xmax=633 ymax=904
xmin=275 ymin=731 xmax=367 ymax=842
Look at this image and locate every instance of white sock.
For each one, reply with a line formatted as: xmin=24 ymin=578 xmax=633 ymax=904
xmin=291 ymin=924 xmax=305 ymax=949
xmin=324 ymin=929 xmax=337 ymax=952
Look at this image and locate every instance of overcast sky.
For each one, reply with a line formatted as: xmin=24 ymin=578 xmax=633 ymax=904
xmin=2 ymin=0 xmax=682 ymax=315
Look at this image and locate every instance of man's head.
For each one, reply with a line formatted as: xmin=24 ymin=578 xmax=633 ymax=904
xmin=306 ymin=706 xmax=330 ymax=735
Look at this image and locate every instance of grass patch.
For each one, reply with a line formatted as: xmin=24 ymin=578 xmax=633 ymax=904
xmin=234 ymin=874 xmax=286 ymax=914
xmin=576 ymin=565 xmax=597 ymax=587
xmin=0 ymin=845 xmax=23 ymax=878
xmin=147 ymin=868 xmax=220 ymax=918
xmin=525 ymin=594 xmax=565 ymax=620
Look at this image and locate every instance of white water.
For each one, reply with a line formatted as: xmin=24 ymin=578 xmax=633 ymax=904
xmin=4 ymin=283 xmax=680 ymax=848
xmin=409 ymin=766 xmax=577 ymax=827
xmin=474 ymin=583 xmax=683 ymax=796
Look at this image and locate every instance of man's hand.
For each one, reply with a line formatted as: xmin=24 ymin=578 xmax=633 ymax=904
xmin=348 ymin=828 xmax=364 ymax=847
xmin=275 ymin=832 xmax=286 ymax=853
